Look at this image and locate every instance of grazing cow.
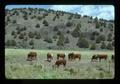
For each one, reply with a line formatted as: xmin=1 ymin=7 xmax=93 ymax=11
xmin=53 ymin=59 xmax=67 ymax=68
xmin=27 ymin=52 xmax=37 ymax=61
xmin=47 ymin=53 xmax=53 ymax=62
xmin=57 ymin=53 xmax=65 ymax=60
xmin=97 ymin=54 xmax=107 ymax=61
xmin=68 ymin=53 xmax=81 ymax=61
xmin=91 ymin=55 xmax=98 ymax=62
xmin=111 ymin=55 xmax=114 ymax=62
xmin=68 ymin=53 xmax=74 ymax=61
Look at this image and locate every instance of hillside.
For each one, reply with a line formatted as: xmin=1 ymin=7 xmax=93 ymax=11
xmin=5 ymin=8 xmax=114 ymax=50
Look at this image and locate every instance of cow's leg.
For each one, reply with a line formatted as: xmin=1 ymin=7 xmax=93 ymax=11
xmin=99 ymin=58 xmax=101 ymax=62
xmin=57 ymin=64 xmax=59 ymax=68
xmin=63 ymin=63 xmax=66 ymax=67
xmin=57 ymin=56 xmax=59 ymax=60
xmin=79 ymin=57 xmax=80 ymax=60
xmin=105 ymin=57 xmax=107 ymax=61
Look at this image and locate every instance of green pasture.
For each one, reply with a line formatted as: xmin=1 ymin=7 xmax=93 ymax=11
xmin=5 ymin=48 xmax=115 ymax=79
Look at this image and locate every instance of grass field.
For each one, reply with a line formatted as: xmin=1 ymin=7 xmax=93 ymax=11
xmin=5 ymin=48 xmax=115 ymax=79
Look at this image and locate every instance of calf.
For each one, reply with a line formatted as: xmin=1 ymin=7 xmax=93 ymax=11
xmin=47 ymin=53 xmax=53 ymax=62
xmin=57 ymin=53 xmax=65 ymax=60
xmin=53 ymin=59 xmax=67 ymax=68
xmin=68 ymin=53 xmax=81 ymax=61
xmin=97 ymin=54 xmax=107 ymax=61
xmin=27 ymin=52 xmax=37 ymax=61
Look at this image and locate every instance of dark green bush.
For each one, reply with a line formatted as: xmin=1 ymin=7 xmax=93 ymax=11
xmin=101 ymin=42 xmax=106 ymax=49
xmin=64 ymin=36 xmax=69 ymax=43
xmin=28 ymin=32 xmax=35 ymax=38
xmin=6 ymin=40 xmax=16 ymax=46
xmin=90 ymin=44 xmax=96 ymax=50
xmin=57 ymin=34 xmax=65 ymax=46
xmin=66 ymin=21 xmax=73 ymax=27
xmin=43 ymin=20 xmax=49 ymax=26
xmin=77 ymin=38 xmax=89 ymax=48
xmin=35 ymin=24 xmax=40 ymax=28
xmin=106 ymin=43 xmax=113 ymax=50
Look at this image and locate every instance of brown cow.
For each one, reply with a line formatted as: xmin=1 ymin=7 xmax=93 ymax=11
xmin=57 ymin=53 xmax=65 ymax=60
xmin=97 ymin=54 xmax=107 ymax=61
xmin=53 ymin=59 xmax=67 ymax=68
xmin=27 ymin=52 xmax=37 ymax=61
xmin=68 ymin=53 xmax=81 ymax=61
xmin=47 ymin=53 xmax=53 ymax=62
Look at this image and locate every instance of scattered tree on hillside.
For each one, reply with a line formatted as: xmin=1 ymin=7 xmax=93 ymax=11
xmin=107 ymin=33 xmax=112 ymax=41
xmin=108 ymin=23 xmax=113 ymax=29
xmin=53 ymin=16 xmax=56 ymax=21
xmin=53 ymin=34 xmax=57 ymax=41
xmin=6 ymin=16 xmax=10 ymax=22
xmin=12 ymin=20 xmax=16 ymax=24
xmin=14 ymin=34 xmax=17 ymax=38
xmin=5 ymin=40 xmax=16 ymax=46
xmin=90 ymin=44 xmax=96 ymax=50
xmin=71 ymin=23 xmax=81 ymax=38
xmin=37 ymin=16 xmax=42 ymax=20
xmin=23 ymin=14 xmax=28 ymax=20
xmin=97 ymin=34 xmax=106 ymax=42
xmin=66 ymin=30 xmax=70 ymax=34
xmin=53 ymin=26 xmax=58 ymax=31
xmin=28 ymin=31 xmax=35 ymax=38
xmin=64 ymin=36 xmax=69 ymax=43
xmin=95 ymin=22 xmax=100 ymax=29
xmin=90 ymin=16 xmax=93 ymax=19
xmin=112 ymin=41 xmax=114 ymax=46
xmin=66 ymin=21 xmax=73 ymax=27
xmin=96 ymin=37 xmax=101 ymax=43
xmin=94 ymin=17 xmax=98 ymax=23
xmin=103 ymin=22 xmax=106 ymax=27
xmin=18 ymin=33 xmax=24 ymax=39
xmin=43 ymin=20 xmax=49 ymax=26
xmin=92 ymin=31 xmax=99 ymax=36
xmin=23 ymin=26 xmax=27 ymax=31
xmin=77 ymin=38 xmax=89 ymax=48
xmin=101 ymin=41 xmax=106 ymax=49
xmin=68 ymin=14 xmax=73 ymax=20
xmin=106 ymin=43 xmax=113 ymax=50
xmin=35 ymin=33 xmax=41 ymax=39
xmin=96 ymin=35 xmax=106 ymax=44
xmin=11 ymin=31 xmax=15 ymax=36
xmin=35 ymin=24 xmax=40 ymax=28
xmin=29 ymin=39 xmax=34 ymax=45
xmin=100 ymin=28 xmax=103 ymax=32
xmin=90 ymin=34 xmax=95 ymax=40
xmin=57 ymin=33 xmax=65 ymax=46
xmin=57 ymin=31 xmax=62 ymax=36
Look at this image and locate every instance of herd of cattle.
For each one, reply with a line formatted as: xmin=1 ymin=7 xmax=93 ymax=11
xmin=26 ymin=52 xmax=115 ymax=67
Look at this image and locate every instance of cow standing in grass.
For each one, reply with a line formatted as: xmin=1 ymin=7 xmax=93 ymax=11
xmin=68 ymin=53 xmax=81 ymax=61
xmin=52 ymin=59 xmax=67 ymax=68
xmin=97 ymin=54 xmax=107 ymax=61
xmin=46 ymin=53 xmax=53 ymax=62
xmin=57 ymin=53 xmax=65 ymax=60
xmin=27 ymin=52 xmax=37 ymax=61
